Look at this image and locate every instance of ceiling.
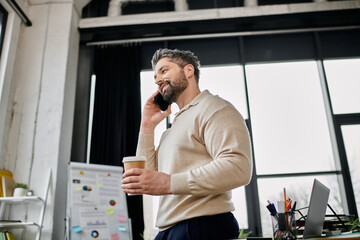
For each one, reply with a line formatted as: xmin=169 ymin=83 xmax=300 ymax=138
xmin=79 ymin=1 xmax=360 ymax=44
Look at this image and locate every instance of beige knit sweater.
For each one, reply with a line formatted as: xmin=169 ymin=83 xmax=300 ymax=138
xmin=136 ymin=90 xmax=253 ymax=231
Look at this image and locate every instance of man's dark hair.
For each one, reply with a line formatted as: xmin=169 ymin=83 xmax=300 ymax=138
xmin=151 ymin=48 xmax=201 ymax=83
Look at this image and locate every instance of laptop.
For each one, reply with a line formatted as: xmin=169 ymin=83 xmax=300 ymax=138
xmin=303 ymin=179 xmax=330 ymax=238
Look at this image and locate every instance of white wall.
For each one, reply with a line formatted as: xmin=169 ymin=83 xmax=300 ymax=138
xmin=1 ymin=0 xmax=90 ymax=239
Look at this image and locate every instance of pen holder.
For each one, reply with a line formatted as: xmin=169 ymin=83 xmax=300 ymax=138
xmin=271 ymin=212 xmax=296 ymax=240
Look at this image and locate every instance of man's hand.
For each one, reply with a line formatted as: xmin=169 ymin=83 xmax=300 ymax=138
xmin=121 ymin=169 xmax=172 ymax=195
xmin=140 ymin=91 xmax=171 ymax=134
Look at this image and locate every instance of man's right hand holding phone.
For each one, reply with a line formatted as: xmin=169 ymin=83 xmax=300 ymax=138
xmin=140 ymin=91 xmax=171 ymax=134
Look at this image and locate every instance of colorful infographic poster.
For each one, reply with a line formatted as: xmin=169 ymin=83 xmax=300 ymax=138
xmin=68 ymin=162 xmax=131 ymax=240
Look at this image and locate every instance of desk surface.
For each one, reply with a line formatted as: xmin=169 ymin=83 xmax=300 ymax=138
xmin=294 ymin=232 xmax=360 ymax=240
xmin=235 ymin=233 xmax=360 ymax=240
xmin=305 ymin=237 xmax=360 ymax=240
xmin=306 ymin=232 xmax=360 ymax=240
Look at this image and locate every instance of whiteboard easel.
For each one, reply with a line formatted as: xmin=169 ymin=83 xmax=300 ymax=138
xmin=67 ymin=162 xmax=132 ymax=240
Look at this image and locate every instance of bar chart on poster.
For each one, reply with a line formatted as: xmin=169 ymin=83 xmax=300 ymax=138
xmin=67 ymin=162 xmax=132 ymax=240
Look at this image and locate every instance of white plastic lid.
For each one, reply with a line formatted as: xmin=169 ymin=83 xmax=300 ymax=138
xmin=122 ymin=156 xmax=146 ymax=162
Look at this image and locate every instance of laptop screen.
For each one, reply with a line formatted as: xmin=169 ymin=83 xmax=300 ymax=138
xmin=303 ymin=179 xmax=330 ymax=238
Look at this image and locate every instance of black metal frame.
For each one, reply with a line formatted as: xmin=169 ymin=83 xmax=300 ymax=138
xmin=77 ymin=21 xmax=360 ymax=237
xmin=0 ymin=4 xmax=8 ymax=59
xmin=149 ymin=34 xmax=360 ymax=235
xmin=243 ymin=33 xmax=360 ymax=233
xmin=239 ymin=36 xmax=263 ymax=236
xmin=315 ymin=30 xmax=359 ymax=218
xmin=333 ymin=113 xmax=360 ymax=218
xmin=5 ymin=0 xmax=31 ymax=26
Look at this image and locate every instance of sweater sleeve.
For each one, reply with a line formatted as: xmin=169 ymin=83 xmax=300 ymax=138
xmin=171 ymin=106 xmax=253 ymax=196
xmin=136 ymin=133 xmax=158 ymax=171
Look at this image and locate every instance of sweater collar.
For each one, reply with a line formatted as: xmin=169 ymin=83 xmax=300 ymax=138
xmin=175 ymin=90 xmax=210 ymax=117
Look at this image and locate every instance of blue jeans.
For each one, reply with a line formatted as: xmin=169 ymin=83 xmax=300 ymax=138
xmin=154 ymin=212 xmax=240 ymax=240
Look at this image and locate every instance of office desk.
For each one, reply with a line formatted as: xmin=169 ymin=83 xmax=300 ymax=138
xmin=235 ymin=233 xmax=360 ymax=240
xmin=305 ymin=232 xmax=360 ymax=240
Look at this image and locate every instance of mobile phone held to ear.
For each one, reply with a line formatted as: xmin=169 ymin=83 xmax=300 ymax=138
xmin=153 ymin=92 xmax=171 ymax=111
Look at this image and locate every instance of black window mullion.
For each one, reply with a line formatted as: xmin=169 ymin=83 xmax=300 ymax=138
xmin=314 ymin=32 xmax=357 ymax=217
xmin=333 ymin=115 xmax=360 ymax=218
xmin=0 ymin=4 xmax=8 ymax=59
xmin=257 ymin=170 xmax=341 ymax=179
xmin=238 ymin=36 xmax=263 ymax=236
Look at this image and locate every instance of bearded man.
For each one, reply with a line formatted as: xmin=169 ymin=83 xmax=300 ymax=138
xmin=122 ymin=49 xmax=253 ymax=240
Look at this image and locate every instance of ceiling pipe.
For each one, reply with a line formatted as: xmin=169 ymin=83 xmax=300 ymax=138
xmin=108 ymin=0 xmax=122 ymax=16
xmin=5 ymin=0 xmax=32 ymax=26
xmin=174 ymin=0 xmax=188 ymax=12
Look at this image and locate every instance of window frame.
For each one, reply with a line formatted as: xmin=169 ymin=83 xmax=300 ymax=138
xmin=0 ymin=4 xmax=8 ymax=59
xmin=78 ymin=28 xmax=360 ymax=238
xmin=333 ymin=113 xmax=360 ymax=215
xmin=0 ymin=1 xmax=22 ymax=168
xmin=159 ymin=35 xmax=360 ymax=235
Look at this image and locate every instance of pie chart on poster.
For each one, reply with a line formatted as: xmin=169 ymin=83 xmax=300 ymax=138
xmin=110 ymin=199 xmax=116 ymax=206
xmin=91 ymin=230 xmax=99 ymax=238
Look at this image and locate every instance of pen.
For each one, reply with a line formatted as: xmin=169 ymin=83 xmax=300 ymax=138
xmin=272 ymin=203 xmax=277 ymax=214
xmin=291 ymin=201 xmax=297 ymax=211
xmin=266 ymin=204 xmax=275 ymax=215
xmin=283 ymin=188 xmax=287 ymax=211
xmin=266 ymin=200 xmax=276 ymax=215
xmin=286 ymin=200 xmax=292 ymax=212
xmin=284 ymin=188 xmax=289 ymax=229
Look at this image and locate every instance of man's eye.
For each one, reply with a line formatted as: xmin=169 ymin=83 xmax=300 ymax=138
xmin=162 ymin=70 xmax=167 ymax=74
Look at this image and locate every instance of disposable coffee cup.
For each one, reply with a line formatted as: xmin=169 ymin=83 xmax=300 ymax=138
xmin=122 ymin=156 xmax=146 ymax=196
xmin=123 ymin=156 xmax=146 ymax=172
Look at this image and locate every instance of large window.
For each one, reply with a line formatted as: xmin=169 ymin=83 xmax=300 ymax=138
xmin=139 ymin=57 xmax=360 ymax=237
xmin=341 ymin=125 xmax=360 ymax=217
xmin=324 ymin=58 xmax=360 ymax=217
xmin=246 ymin=61 xmax=343 ymax=235
xmin=246 ymin=61 xmax=335 ymax=175
xmin=77 ymin=28 xmax=360 ymax=239
xmin=324 ymin=59 xmax=360 ymax=114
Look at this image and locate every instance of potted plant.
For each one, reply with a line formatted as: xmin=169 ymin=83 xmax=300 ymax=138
xmin=13 ymin=183 xmax=28 ymax=197
xmin=238 ymin=229 xmax=252 ymax=239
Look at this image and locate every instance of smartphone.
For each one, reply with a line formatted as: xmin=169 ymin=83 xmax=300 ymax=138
xmin=153 ymin=92 xmax=171 ymax=111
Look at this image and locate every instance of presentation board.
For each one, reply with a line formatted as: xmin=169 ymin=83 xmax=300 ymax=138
xmin=67 ymin=162 xmax=132 ymax=240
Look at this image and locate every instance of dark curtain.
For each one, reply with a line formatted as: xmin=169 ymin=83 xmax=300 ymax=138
xmin=91 ymin=45 xmax=144 ymax=240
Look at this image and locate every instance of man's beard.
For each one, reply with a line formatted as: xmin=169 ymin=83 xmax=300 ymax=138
xmin=162 ymin=70 xmax=188 ymax=103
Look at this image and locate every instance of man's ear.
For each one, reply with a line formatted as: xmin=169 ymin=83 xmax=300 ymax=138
xmin=184 ymin=64 xmax=195 ymax=79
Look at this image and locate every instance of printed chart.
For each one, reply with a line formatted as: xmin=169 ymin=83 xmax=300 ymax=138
xmin=68 ymin=162 xmax=131 ymax=240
